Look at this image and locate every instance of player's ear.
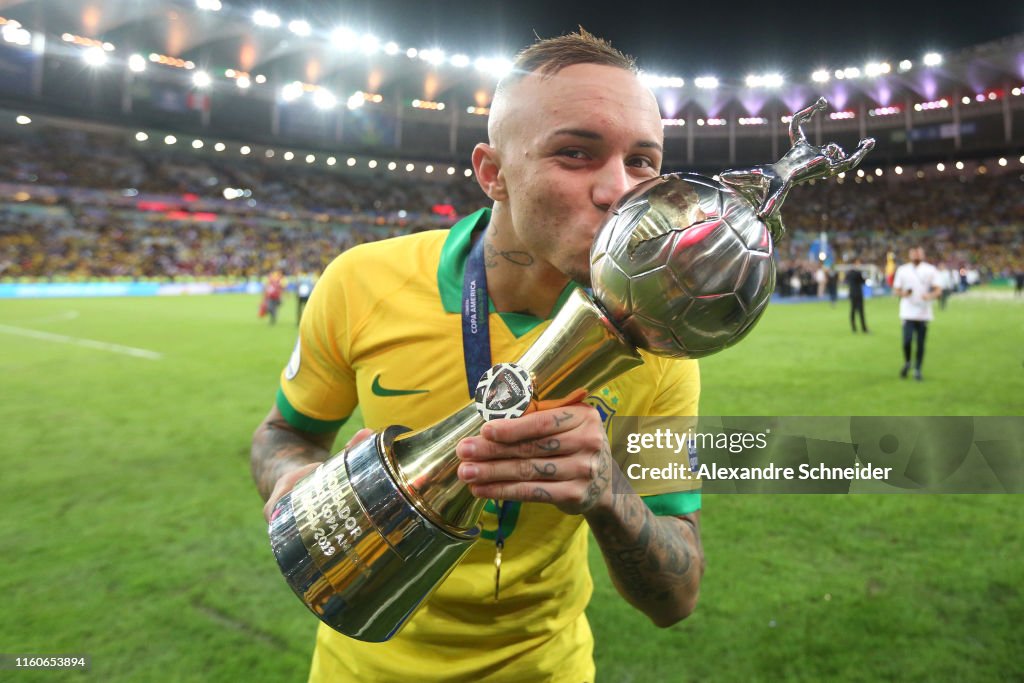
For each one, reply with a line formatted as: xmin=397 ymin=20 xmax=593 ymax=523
xmin=472 ymin=143 xmax=508 ymax=201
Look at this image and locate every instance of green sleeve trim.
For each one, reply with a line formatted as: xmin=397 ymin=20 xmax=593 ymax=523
xmin=276 ymin=388 xmax=349 ymax=434
xmin=642 ymin=490 xmax=701 ymax=516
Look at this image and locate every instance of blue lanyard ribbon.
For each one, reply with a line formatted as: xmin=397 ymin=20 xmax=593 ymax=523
xmin=462 ymin=230 xmax=491 ymax=399
xmin=461 ymin=229 xmax=509 ymax=551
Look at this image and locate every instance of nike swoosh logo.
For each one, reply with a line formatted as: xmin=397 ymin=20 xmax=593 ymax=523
xmin=371 ymin=374 xmax=429 ymax=397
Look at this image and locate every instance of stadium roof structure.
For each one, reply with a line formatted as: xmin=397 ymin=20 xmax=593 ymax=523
xmin=1 ymin=0 xmax=1024 ymax=170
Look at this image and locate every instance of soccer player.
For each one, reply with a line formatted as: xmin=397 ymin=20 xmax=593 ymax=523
xmin=251 ymin=31 xmax=704 ymax=682
xmin=893 ymin=247 xmax=942 ymax=381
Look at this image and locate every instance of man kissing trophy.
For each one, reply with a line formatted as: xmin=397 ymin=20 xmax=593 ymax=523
xmin=267 ymin=97 xmax=874 ymax=641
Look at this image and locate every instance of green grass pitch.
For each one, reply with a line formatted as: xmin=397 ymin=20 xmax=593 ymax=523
xmin=0 ymin=291 xmax=1020 ymax=681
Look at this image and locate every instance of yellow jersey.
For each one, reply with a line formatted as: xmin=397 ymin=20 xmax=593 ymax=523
xmin=277 ymin=209 xmax=701 ymax=682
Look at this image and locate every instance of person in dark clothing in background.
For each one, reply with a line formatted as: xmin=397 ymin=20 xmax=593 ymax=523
xmin=846 ymin=259 xmax=868 ymax=333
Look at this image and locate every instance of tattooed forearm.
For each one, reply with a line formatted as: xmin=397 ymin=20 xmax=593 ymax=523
xmin=586 ymin=466 xmax=704 ymax=626
xmin=484 ymin=241 xmax=534 ymax=267
xmin=251 ymin=417 xmax=332 ymax=501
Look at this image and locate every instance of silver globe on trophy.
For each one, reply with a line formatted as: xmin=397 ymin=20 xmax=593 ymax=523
xmin=268 ymin=98 xmax=875 ymax=641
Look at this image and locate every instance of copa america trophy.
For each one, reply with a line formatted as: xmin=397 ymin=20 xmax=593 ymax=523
xmin=268 ymin=98 xmax=874 ymax=641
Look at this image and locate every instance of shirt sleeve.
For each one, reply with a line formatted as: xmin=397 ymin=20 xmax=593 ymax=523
xmin=626 ymin=357 xmax=702 ymax=516
xmin=277 ymin=253 xmax=359 ymax=433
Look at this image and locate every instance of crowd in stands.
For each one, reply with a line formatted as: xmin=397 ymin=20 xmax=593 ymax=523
xmin=1 ymin=124 xmax=1022 ymax=286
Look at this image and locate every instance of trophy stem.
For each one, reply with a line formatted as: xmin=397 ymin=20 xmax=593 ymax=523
xmin=389 ymin=288 xmax=642 ymax=531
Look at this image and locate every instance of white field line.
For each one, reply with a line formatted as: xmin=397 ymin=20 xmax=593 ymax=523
xmin=16 ymin=310 xmax=81 ymax=324
xmin=0 ymin=323 xmax=163 ymax=360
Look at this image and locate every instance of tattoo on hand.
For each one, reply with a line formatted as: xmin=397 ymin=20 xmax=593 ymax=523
xmin=537 ymin=438 xmax=560 ymax=452
xmin=552 ymin=411 xmax=574 ymax=428
xmin=531 ymin=487 xmax=554 ymax=502
xmin=582 ymin=445 xmax=611 ymax=510
xmin=485 ymin=242 xmax=534 ymax=267
xmin=533 ymin=461 xmax=557 ymax=477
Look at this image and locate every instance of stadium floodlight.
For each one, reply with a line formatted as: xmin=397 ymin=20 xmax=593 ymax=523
xmin=837 ymin=172 xmax=845 ymax=179
xmin=331 ymin=27 xmax=355 ymax=49
xmin=254 ymin=74 xmax=266 ymax=84
xmin=253 ymin=10 xmax=281 ymax=28
xmin=346 ymin=157 xmax=356 ymax=166
xmin=464 ymin=168 xmax=473 ymax=177
xmin=240 ymin=145 xmax=251 ymax=155
xmin=450 ymin=54 xmax=470 ymax=68
xmin=368 ymin=160 xmax=378 ymax=168
xmin=313 ymin=89 xmax=337 ymax=110
xmin=164 ymin=135 xmax=177 ymax=145
xmin=195 ymin=0 xmax=222 ymax=10
xmin=214 ymin=142 xmax=226 ymax=151
xmin=2 ymin=20 xmax=31 ymax=46
xmin=265 ymin=149 xmax=274 ymax=157
xmin=359 ymin=34 xmax=379 ymax=54
xmin=192 ymin=71 xmax=212 ymax=88
xmin=384 ymin=41 xmax=400 ymax=55
xmin=15 ymin=115 xmax=31 ymax=125
xmin=406 ymin=47 xmax=418 ymax=58
xmin=864 ymin=62 xmax=891 ymax=77
xmin=746 ymin=73 xmax=783 ymax=88
xmin=83 ymin=47 xmax=108 ymax=67
xmin=420 ymin=48 xmax=445 ymax=66
xmin=305 ymin=154 xmax=315 ymax=163
xmin=326 ymin=156 xmax=336 ymax=165
xmin=842 ymin=66 xmax=860 ymax=79
xmin=387 ymin=161 xmax=397 ymax=170
xmin=898 ymin=59 xmax=912 ymax=72
xmin=856 ymin=169 xmax=865 ymax=177
xmin=135 ymin=131 xmax=148 ymax=141
xmin=694 ymin=76 xmax=718 ymax=89
xmin=1019 ymin=155 xmax=1024 ymax=164
xmin=283 ymin=151 xmax=294 ymax=160
xmin=936 ymin=162 xmax=945 ymax=171
xmin=447 ymin=167 xmax=455 ymax=175
xmin=875 ymin=168 xmax=883 ymax=176
xmin=474 ymin=56 xmax=513 ymax=78
xmin=1013 ymin=87 xmax=1022 ymax=97
xmin=998 ymin=157 xmax=1007 ymax=166
xmin=288 ymin=20 xmax=311 ymax=37
xmin=425 ymin=165 xmax=434 ymax=173
xmin=962 ymin=96 xmax=971 ymax=104
xmin=811 ymin=69 xmax=830 ymax=83
xmin=192 ymin=139 xmax=204 ymax=149
xmin=128 ymin=53 xmax=146 ymax=73
xmin=639 ymin=72 xmax=684 ymax=88
xmin=923 ymin=52 xmax=942 ymax=67
xmin=281 ymin=81 xmax=304 ymax=102
xmin=405 ymin=163 xmax=415 ymax=172
xmin=894 ymin=165 xmax=903 ymax=174
xmin=955 ymin=161 xmax=964 ymax=170
xmin=236 ymin=75 xmax=251 ymax=89
xmin=347 ymin=91 xmax=365 ymax=110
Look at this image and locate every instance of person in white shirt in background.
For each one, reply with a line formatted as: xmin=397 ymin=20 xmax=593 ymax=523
xmin=893 ymin=247 xmax=942 ymax=381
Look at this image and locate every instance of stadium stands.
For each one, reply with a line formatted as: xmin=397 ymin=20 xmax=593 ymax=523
xmin=1 ymin=122 xmax=1021 ymax=283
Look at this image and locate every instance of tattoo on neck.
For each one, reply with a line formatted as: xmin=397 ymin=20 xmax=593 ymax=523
xmin=484 ymin=240 xmax=534 ymax=268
